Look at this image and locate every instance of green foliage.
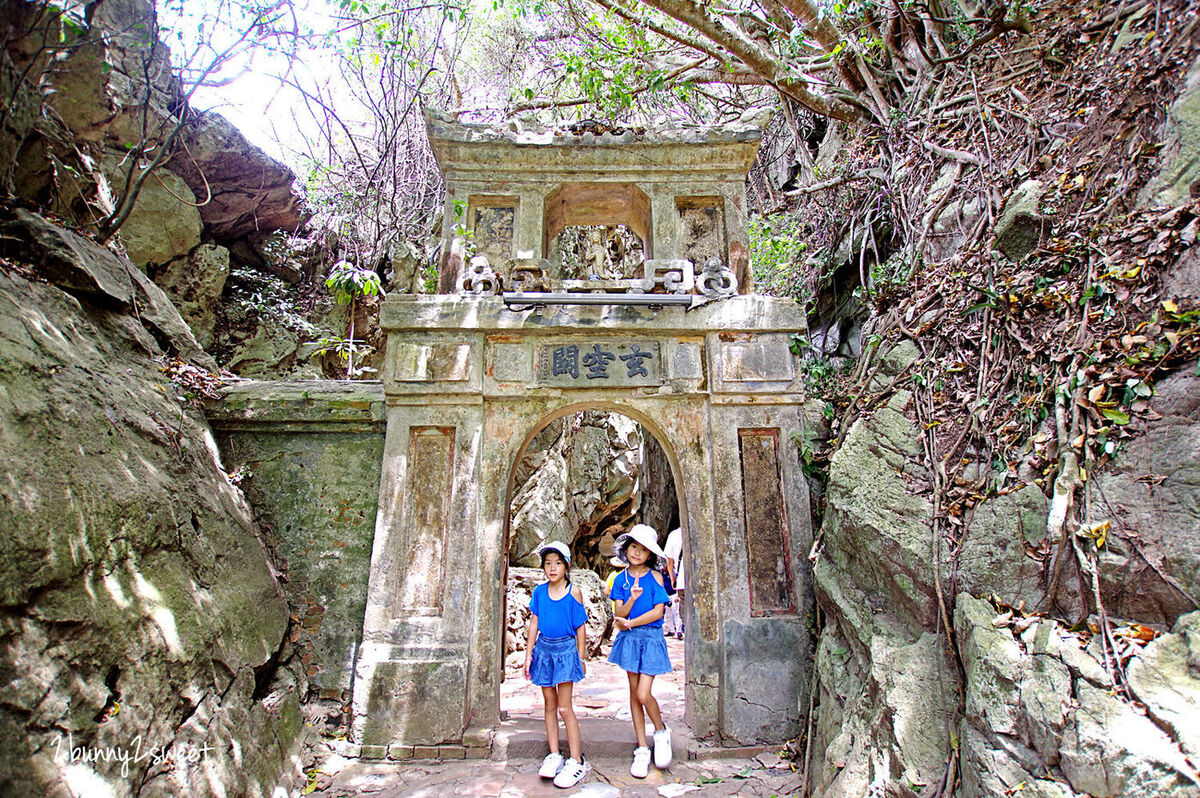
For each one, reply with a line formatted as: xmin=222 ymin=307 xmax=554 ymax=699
xmin=311 ymin=336 xmax=377 ymax=374
xmin=789 ymin=426 xmax=823 ymax=478
xmin=325 ymin=260 xmax=383 ymax=305
xmin=788 ymin=332 xmax=809 ymax=356
xmin=556 ymin=16 xmax=667 ymax=116
xmin=750 ymin=214 xmax=811 ymax=306
xmin=227 ymin=267 xmax=318 ymax=337
xmin=800 ymin=355 xmax=852 ymax=396
xmin=322 ymin=260 xmax=383 ymax=379
xmin=865 ymin=249 xmax=916 ymax=300
xmin=421 ymin=261 xmax=439 ymax=293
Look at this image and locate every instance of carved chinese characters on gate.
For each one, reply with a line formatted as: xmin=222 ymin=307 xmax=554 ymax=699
xmin=536 ymin=341 xmax=663 ymax=387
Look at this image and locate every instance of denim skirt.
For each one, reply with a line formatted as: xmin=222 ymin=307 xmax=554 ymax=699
xmin=608 ymin=625 xmax=672 ymax=675
xmin=530 ymin=634 xmax=584 ymax=687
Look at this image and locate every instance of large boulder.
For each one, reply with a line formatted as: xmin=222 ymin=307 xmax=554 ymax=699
xmin=103 ymin=155 xmax=204 ymax=270
xmin=995 ymin=179 xmax=1047 ymax=261
xmin=0 ymin=210 xmax=303 ymax=796
xmin=167 ymin=111 xmax=307 ymax=241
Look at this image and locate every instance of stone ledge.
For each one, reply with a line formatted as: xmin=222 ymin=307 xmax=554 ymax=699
xmin=204 ymin=379 xmax=386 ymax=431
xmin=381 ymin=295 xmax=807 ymax=335
xmin=686 ymin=742 xmax=778 ymax=761
xmin=359 ymin=745 xmax=388 ymax=760
xmin=354 ymin=743 xmax=485 ymax=761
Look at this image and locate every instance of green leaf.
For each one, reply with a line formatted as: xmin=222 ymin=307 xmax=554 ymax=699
xmin=961 ymin=301 xmax=999 ymax=316
xmin=1101 ymin=408 xmax=1130 ymax=425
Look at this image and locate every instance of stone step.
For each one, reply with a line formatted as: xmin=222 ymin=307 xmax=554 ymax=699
xmin=494 ymin=715 xmax=691 ymax=762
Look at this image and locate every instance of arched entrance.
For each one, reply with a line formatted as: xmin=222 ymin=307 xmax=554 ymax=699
xmin=500 ymin=404 xmax=690 ymax=731
xmin=350 ymin=294 xmax=817 ymax=756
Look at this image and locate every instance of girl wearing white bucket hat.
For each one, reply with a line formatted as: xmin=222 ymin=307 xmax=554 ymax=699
xmin=607 ymin=524 xmax=673 ymax=777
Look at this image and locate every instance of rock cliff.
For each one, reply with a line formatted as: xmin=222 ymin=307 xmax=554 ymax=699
xmin=0 ymin=203 xmax=304 ymax=795
xmin=800 ymin=7 xmax=1200 ymax=793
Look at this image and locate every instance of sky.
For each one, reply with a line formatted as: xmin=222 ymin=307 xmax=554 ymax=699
xmin=157 ymin=0 xmax=345 ymax=167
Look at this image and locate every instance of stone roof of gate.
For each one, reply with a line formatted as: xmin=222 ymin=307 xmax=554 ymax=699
xmin=424 ymin=108 xmax=765 ymax=180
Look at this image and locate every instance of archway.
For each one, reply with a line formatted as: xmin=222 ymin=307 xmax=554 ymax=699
xmin=498 ymin=405 xmax=692 ymax=742
xmin=349 ymin=114 xmax=812 ymax=759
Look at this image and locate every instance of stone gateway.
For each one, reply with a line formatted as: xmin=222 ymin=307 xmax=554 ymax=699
xmin=212 ymin=111 xmax=821 ymax=756
xmin=351 ymin=112 xmax=819 ymax=754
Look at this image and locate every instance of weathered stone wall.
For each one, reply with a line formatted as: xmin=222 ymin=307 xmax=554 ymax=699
xmin=0 ymin=208 xmax=304 ymax=796
xmin=206 ymin=381 xmax=387 ymax=704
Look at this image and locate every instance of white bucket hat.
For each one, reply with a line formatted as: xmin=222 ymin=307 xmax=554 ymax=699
xmin=537 ymin=540 xmax=571 ymax=565
xmin=612 ymin=524 xmax=666 ymax=565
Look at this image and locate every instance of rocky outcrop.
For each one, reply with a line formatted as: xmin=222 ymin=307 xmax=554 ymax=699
xmin=957 ymin=595 xmax=1200 ymax=797
xmin=1087 ymin=365 xmax=1200 ymax=625
xmin=152 ymin=243 xmax=231 ymax=350
xmin=809 ymin=385 xmax=958 ymax=795
xmin=1143 ymin=53 xmax=1200 ymax=207
xmin=0 ymin=209 xmax=304 ymax=796
xmin=509 ymin=412 xmax=649 ymax=569
xmin=167 ymin=111 xmax=307 ymax=242
xmin=213 ymin=282 xmax=353 ymax=379
xmin=809 ymin=337 xmax=1200 ymax=796
xmin=1 ymin=0 xmax=307 ymax=353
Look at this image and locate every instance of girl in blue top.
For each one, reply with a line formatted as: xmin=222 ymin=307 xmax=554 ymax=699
xmin=607 ymin=524 xmax=673 ymax=778
xmin=523 ymin=541 xmax=591 ymax=788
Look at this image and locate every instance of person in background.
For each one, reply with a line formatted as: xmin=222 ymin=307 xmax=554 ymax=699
xmin=604 ymin=555 xmax=626 ymax=640
xmin=663 ymin=526 xmax=685 ymax=639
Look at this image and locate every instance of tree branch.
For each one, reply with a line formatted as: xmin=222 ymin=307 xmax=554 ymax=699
xmin=631 ymin=0 xmax=865 ymax=122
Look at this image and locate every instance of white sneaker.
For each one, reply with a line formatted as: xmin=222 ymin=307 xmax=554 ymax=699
xmin=553 ymin=756 xmax=590 ymax=788
xmin=653 ymin=726 xmax=673 ymax=768
xmin=630 ymin=746 xmax=651 ymax=778
xmin=538 ymin=751 xmax=564 ymax=778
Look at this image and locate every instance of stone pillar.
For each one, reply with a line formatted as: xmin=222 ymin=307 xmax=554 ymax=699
xmin=352 ymin=334 xmax=486 ymax=753
xmin=705 ymin=329 xmax=815 ymax=743
xmin=516 ymin=187 xmax=545 ymax=260
xmin=721 ymin=183 xmax=753 ymax=293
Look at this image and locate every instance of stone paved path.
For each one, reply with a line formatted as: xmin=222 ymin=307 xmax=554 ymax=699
xmin=304 ymin=638 xmax=806 ymax=796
